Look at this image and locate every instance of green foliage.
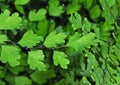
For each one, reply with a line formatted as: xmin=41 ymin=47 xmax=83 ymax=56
xmin=53 ymin=51 xmax=70 ymax=69
xmin=37 ymin=19 xmax=49 ymax=37
xmin=69 ymin=12 xmax=82 ymax=30
xmin=44 ymin=31 xmax=66 ymax=48
xmin=48 ymin=0 xmax=64 ymax=16
xmin=0 ymin=10 xmax=22 ymax=30
xmin=79 ymin=76 xmax=91 ymax=85
xmin=90 ymin=5 xmax=101 ymax=20
xmin=28 ymin=50 xmax=46 ymax=71
xmin=14 ymin=0 xmax=30 ymax=5
xmin=0 ymin=45 xmax=21 ymax=67
xmin=0 ymin=0 xmax=120 ymax=85
xmin=66 ymin=0 xmax=81 ymax=14
xmin=15 ymin=76 xmax=32 ymax=85
xmin=29 ymin=8 xmax=47 ymax=21
xmin=18 ymin=30 xmax=43 ymax=48
xmin=0 ymin=35 xmax=8 ymax=44
xmin=67 ymin=32 xmax=99 ymax=52
xmin=83 ymin=0 xmax=93 ymax=10
xmin=30 ymin=69 xmax=56 ymax=84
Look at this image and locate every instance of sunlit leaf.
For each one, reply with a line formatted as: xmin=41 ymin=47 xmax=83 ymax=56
xmin=28 ymin=50 xmax=46 ymax=71
xmin=0 ymin=45 xmax=21 ymax=67
xmin=18 ymin=30 xmax=43 ymax=48
xmin=53 ymin=51 xmax=70 ymax=69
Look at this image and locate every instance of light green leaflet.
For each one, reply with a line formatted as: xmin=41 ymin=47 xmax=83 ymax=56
xmin=0 ymin=10 xmax=22 ymax=30
xmin=90 ymin=5 xmax=101 ymax=20
xmin=0 ymin=45 xmax=21 ymax=67
xmin=15 ymin=76 xmax=32 ymax=85
xmin=48 ymin=0 xmax=64 ymax=16
xmin=0 ymin=35 xmax=8 ymax=44
xmin=28 ymin=50 xmax=46 ymax=71
xmin=37 ymin=19 xmax=49 ymax=37
xmin=67 ymin=32 xmax=99 ymax=52
xmin=44 ymin=31 xmax=66 ymax=48
xmin=69 ymin=12 xmax=82 ymax=30
xmin=29 ymin=8 xmax=47 ymax=21
xmin=66 ymin=0 xmax=80 ymax=14
xmin=99 ymin=0 xmax=115 ymax=8
xmin=18 ymin=30 xmax=43 ymax=48
xmin=91 ymin=67 xmax=104 ymax=85
xmin=79 ymin=76 xmax=91 ymax=85
xmin=84 ymin=0 xmax=93 ymax=10
xmin=14 ymin=0 xmax=30 ymax=5
xmin=53 ymin=51 xmax=70 ymax=69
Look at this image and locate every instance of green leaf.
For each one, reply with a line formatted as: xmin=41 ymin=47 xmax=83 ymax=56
xmin=0 ymin=69 xmax=5 ymax=79
xmin=0 ymin=80 xmax=5 ymax=85
xmin=29 ymin=8 xmax=47 ymax=21
xmin=86 ymin=52 xmax=98 ymax=72
xmin=48 ymin=20 xmax=56 ymax=33
xmin=18 ymin=30 xmax=43 ymax=48
xmin=82 ymin=18 xmax=92 ymax=33
xmin=15 ymin=5 xmax=25 ymax=14
xmin=37 ymin=19 xmax=49 ymax=37
xmin=0 ymin=45 xmax=21 ymax=67
xmin=99 ymin=0 xmax=116 ymax=24
xmin=91 ymin=67 xmax=104 ymax=85
xmin=31 ymin=69 xmax=56 ymax=84
xmin=79 ymin=76 xmax=91 ymax=85
xmin=48 ymin=0 xmax=64 ymax=16
xmin=93 ymin=25 xmax=100 ymax=39
xmin=54 ymin=79 xmax=67 ymax=85
xmin=67 ymin=32 xmax=99 ymax=52
xmin=5 ymin=74 xmax=15 ymax=85
xmin=6 ymin=63 xmax=24 ymax=74
xmin=0 ymin=10 xmax=22 ymax=30
xmin=90 ymin=5 xmax=101 ymax=20
xmin=53 ymin=51 xmax=70 ymax=69
xmin=111 ymin=5 xmax=119 ymax=20
xmin=66 ymin=0 xmax=81 ymax=14
xmin=0 ymin=35 xmax=8 ymax=44
xmin=69 ymin=12 xmax=82 ymax=30
xmin=15 ymin=0 xmax=30 ymax=5
xmin=84 ymin=0 xmax=93 ymax=10
xmin=99 ymin=0 xmax=115 ymax=8
xmin=28 ymin=50 xmax=46 ymax=71
xmin=100 ymin=21 xmax=114 ymax=40
xmin=44 ymin=31 xmax=66 ymax=48
xmin=102 ymin=8 xmax=115 ymax=24
xmin=15 ymin=76 xmax=32 ymax=85
xmin=109 ymin=45 xmax=120 ymax=65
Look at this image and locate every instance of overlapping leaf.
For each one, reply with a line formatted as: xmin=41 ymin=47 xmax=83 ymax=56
xmin=84 ymin=0 xmax=93 ymax=10
xmin=44 ymin=31 xmax=66 ymax=48
xmin=18 ymin=30 xmax=43 ymax=48
xmin=69 ymin=12 xmax=82 ymax=30
xmin=79 ymin=76 xmax=91 ymax=85
xmin=90 ymin=5 xmax=101 ymax=20
xmin=0 ymin=10 xmax=22 ymax=30
xmin=28 ymin=50 xmax=46 ymax=71
xmin=0 ymin=45 xmax=21 ymax=67
xmin=66 ymin=0 xmax=80 ymax=14
xmin=29 ymin=8 xmax=47 ymax=21
xmin=15 ymin=0 xmax=30 ymax=5
xmin=67 ymin=32 xmax=99 ymax=52
xmin=30 ymin=69 xmax=56 ymax=84
xmin=15 ymin=76 xmax=32 ymax=85
xmin=0 ymin=35 xmax=8 ymax=44
xmin=53 ymin=51 xmax=70 ymax=69
xmin=91 ymin=67 xmax=104 ymax=85
xmin=48 ymin=0 xmax=64 ymax=16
